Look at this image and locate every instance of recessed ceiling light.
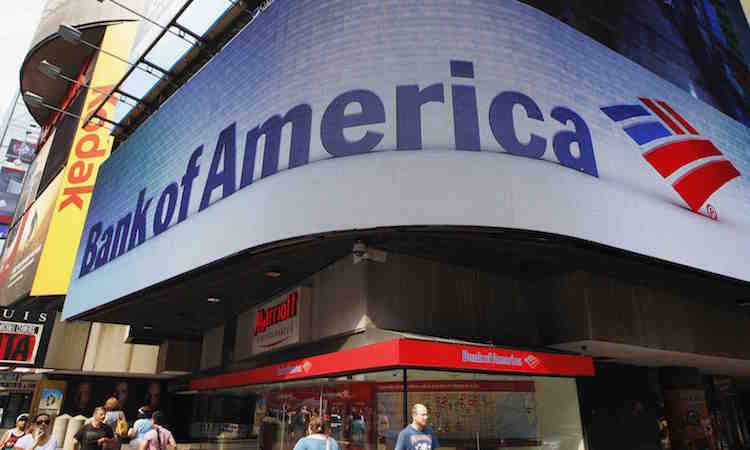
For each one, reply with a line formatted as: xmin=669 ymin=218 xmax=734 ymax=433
xmin=264 ymin=270 xmax=282 ymax=278
xmin=13 ymin=367 xmax=31 ymax=373
xmin=207 ymin=297 xmax=221 ymax=303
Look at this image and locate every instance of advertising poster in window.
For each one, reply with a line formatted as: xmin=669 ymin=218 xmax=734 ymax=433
xmin=0 ymin=172 xmax=62 ymax=306
xmin=5 ymin=139 xmax=36 ymax=164
xmin=0 ymin=308 xmax=50 ymax=366
xmin=60 ymin=376 xmax=165 ymax=419
xmin=377 ymin=381 xmax=539 ymax=448
xmin=258 ymin=383 xmax=375 ymax=450
xmin=31 ymin=379 xmax=67 ymax=419
xmin=664 ymin=389 xmax=717 ymax=450
xmin=10 ymin=131 xmax=53 ymax=227
xmin=0 ymin=191 xmax=19 ymax=224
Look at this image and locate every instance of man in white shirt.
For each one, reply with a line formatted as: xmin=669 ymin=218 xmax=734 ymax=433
xmin=14 ymin=413 xmax=55 ymax=450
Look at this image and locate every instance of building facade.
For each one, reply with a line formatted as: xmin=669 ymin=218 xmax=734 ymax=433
xmin=3 ymin=1 xmax=750 ymax=449
xmin=0 ymin=0 xmax=175 ymax=442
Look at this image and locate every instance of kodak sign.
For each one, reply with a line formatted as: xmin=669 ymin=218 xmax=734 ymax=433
xmin=31 ymin=22 xmax=137 ymax=296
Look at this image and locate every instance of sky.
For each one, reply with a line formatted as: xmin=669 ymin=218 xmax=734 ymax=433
xmin=0 ymin=0 xmax=46 ymax=119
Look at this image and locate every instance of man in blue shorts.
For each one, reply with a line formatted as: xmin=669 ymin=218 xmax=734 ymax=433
xmin=395 ymin=404 xmax=439 ymax=450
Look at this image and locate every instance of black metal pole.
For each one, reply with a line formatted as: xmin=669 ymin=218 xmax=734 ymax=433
xmin=402 ymin=369 xmax=408 ymax=427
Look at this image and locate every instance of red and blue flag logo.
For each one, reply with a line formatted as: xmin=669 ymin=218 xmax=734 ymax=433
xmin=601 ymin=98 xmax=740 ymax=219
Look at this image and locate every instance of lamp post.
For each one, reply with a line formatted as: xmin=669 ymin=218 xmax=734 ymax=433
xmin=22 ymin=92 xmax=117 ymax=132
xmin=23 ymin=92 xmax=81 ymax=121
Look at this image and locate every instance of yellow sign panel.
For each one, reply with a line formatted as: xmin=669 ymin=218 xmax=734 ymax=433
xmin=31 ymin=22 xmax=138 ymax=296
xmin=0 ymin=173 xmax=63 ymax=305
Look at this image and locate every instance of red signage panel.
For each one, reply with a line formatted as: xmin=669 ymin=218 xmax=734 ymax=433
xmin=399 ymin=339 xmax=595 ymax=377
xmin=0 ymin=309 xmax=49 ymax=365
xmin=191 ymin=339 xmax=401 ymax=391
xmin=190 ymin=338 xmax=593 ymax=391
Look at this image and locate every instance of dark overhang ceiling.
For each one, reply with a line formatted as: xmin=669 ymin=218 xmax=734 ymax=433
xmin=20 ymin=24 xmax=111 ymax=126
xmin=20 ymin=0 xmax=144 ymax=126
xmin=53 ymin=226 xmax=750 ymax=341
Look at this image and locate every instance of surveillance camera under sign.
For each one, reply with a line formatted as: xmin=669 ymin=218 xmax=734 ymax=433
xmin=352 ymin=242 xmax=387 ymax=264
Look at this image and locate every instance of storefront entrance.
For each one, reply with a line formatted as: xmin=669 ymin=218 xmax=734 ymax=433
xmin=180 ymin=339 xmax=594 ymax=450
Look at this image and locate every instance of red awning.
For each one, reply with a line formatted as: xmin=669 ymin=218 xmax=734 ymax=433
xmin=190 ymin=338 xmax=594 ymax=391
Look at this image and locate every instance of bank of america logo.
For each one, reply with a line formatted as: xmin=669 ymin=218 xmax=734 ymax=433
xmin=601 ymin=98 xmax=740 ymax=219
xmin=524 ymin=355 xmax=541 ymax=369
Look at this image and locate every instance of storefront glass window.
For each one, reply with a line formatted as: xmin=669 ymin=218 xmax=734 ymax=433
xmin=403 ymin=370 xmax=585 ymax=450
xmin=186 ymin=370 xmax=403 ymax=450
xmin=0 ymin=392 xmax=33 ymax=429
xmin=185 ymin=368 xmax=584 ymax=450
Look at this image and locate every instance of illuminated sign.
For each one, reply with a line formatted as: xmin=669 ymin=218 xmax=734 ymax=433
xmin=31 ymin=22 xmax=137 ymax=296
xmin=602 ymin=98 xmax=740 ymax=219
xmin=77 ymin=58 xmax=596 ymax=279
xmin=0 ymin=173 xmax=63 ymax=306
xmin=0 ymin=308 xmax=49 ymax=365
xmin=64 ymin=0 xmax=750 ymax=319
xmin=254 ymin=291 xmax=297 ymax=336
xmin=190 ymin=339 xmax=594 ymax=391
xmin=251 ymin=290 xmax=303 ymax=355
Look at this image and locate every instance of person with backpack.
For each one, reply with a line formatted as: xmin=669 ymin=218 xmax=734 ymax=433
xmin=138 ymin=411 xmax=176 ymax=450
xmin=128 ymin=406 xmax=153 ymax=450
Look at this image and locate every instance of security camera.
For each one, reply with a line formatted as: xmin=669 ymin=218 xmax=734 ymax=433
xmin=353 ymin=241 xmax=367 ymax=258
xmin=352 ymin=241 xmax=387 ymax=264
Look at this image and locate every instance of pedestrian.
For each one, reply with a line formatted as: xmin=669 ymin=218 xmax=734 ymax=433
xmin=104 ymin=397 xmax=128 ymax=435
xmin=13 ymin=413 xmax=55 ymax=450
xmin=292 ymin=415 xmax=340 ymax=450
xmin=128 ymin=406 xmax=153 ymax=450
xmin=0 ymin=414 xmax=29 ymax=450
xmin=72 ymin=406 xmax=116 ymax=450
xmin=394 ymin=404 xmax=439 ymax=450
xmin=138 ymin=411 xmax=176 ymax=450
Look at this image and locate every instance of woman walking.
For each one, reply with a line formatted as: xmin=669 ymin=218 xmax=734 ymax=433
xmin=104 ymin=397 xmax=127 ymax=449
xmin=293 ymin=416 xmax=340 ymax=450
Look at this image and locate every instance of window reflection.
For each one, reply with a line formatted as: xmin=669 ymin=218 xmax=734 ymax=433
xmin=182 ymin=369 xmax=584 ymax=450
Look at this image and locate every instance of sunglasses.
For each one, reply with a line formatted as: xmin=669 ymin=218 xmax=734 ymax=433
xmin=36 ymin=420 xmax=50 ymax=425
